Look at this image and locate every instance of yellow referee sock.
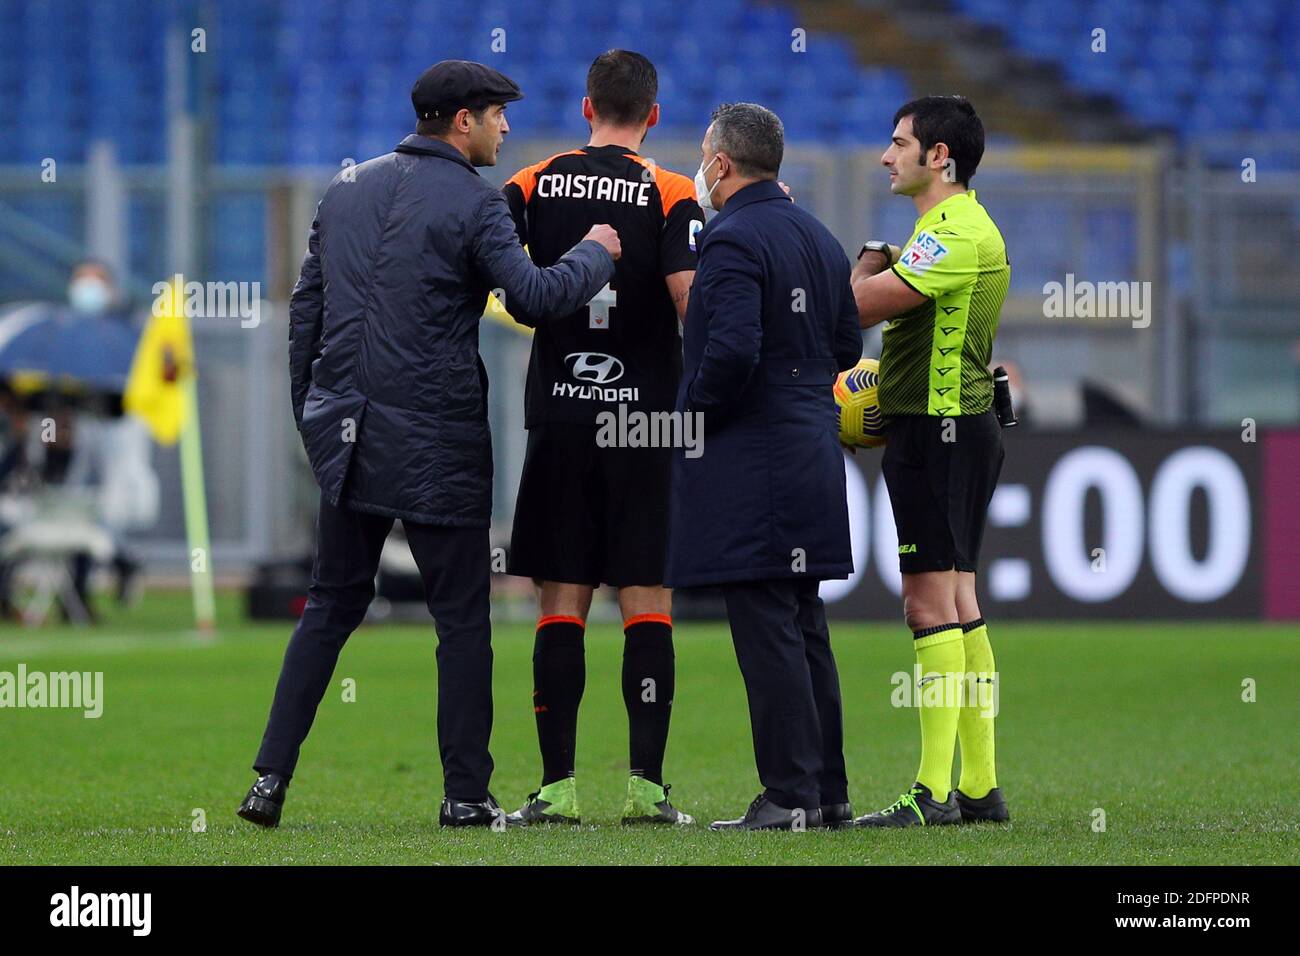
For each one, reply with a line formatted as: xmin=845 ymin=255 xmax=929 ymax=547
xmin=913 ymin=623 xmax=965 ymax=800
xmin=956 ymin=618 xmax=998 ymax=798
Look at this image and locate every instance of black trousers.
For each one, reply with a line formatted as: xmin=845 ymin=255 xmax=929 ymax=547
xmin=253 ymin=495 xmax=494 ymax=800
xmin=720 ymin=578 xmax=848 ymax=811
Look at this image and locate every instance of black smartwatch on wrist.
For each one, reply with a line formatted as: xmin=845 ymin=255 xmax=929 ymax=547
xmin=857 ymin=240 xmax=892 ymax=264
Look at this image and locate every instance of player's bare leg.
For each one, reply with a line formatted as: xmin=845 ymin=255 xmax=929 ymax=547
xmin=954 ymin=571 xmax=981 ymax=624
xmin=616 ymin=585 xmax=692 ymax=824
xmin=617 ymin=584 xmax=671 ymax=618
xmin=953 ymin=571 xmax=1008 ymax=822
xmin=538 ymin=580 xmax=595 ymax=619
xmin=901 ymin=568 xmax=959 ymax=631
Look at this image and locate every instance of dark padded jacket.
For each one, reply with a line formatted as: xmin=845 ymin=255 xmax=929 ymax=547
xmin=289 ymin=134 xmax=614 ymax=526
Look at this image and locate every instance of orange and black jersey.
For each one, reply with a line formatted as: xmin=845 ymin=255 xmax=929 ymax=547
xmin=503 ymin=145 xmax=702 ymax=426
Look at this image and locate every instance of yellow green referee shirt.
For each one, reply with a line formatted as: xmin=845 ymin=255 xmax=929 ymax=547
xmin=878 ymin=189 xmax=1010 ymax=418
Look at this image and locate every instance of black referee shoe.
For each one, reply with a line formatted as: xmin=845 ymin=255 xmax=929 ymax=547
xmin=237 ymin=772 xmax=288 ymax=828
xmin=954 ymin=787 xmax=1010 ymax=824
xmin=854 ymin=783 xmax=960 ymax=827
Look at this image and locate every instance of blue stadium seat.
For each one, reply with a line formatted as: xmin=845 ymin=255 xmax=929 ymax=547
xmin=957 ymin=0 xmax=1293 ymax=140
xmin=0 ymin=0 xmax=905 ymax=175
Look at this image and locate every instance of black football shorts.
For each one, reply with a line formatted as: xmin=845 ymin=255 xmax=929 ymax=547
xmin=881 ymin=409 xmax=1005 ymax=574
xmin=508 ymin=422 xmax=671 ymax=588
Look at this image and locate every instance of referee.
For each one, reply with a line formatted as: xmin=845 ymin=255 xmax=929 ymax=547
xmin=849 ymin=96 xmax=1011 ymax=827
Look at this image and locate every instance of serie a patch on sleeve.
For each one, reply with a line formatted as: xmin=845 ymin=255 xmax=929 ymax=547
xmin=903 ymin=231 xmax=950 ymax=274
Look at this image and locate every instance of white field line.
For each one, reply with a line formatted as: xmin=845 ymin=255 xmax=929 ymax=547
xmin=0 ymin=632 xmax=220 ymax=659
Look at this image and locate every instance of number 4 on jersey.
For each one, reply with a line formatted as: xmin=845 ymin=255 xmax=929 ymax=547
xmin=588 ymin=282 xmax=617 ymax=330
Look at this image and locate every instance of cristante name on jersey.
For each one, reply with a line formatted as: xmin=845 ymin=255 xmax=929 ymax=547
xmin=536 ymin=172 xmax=654 ymax=206
xmin=552 ymin=382 xmax=642 ymax=403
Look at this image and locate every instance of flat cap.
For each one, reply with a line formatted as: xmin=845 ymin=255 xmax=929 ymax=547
xmin=411 ymin=59 xmax=523 ymax=121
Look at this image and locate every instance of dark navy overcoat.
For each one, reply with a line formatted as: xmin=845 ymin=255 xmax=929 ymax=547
xmin=666 ymin=180 xmax=861 ymax=587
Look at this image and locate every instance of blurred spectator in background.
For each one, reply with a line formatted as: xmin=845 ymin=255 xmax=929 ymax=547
xmin=62 ymin=259 xmax=158 ymax=607
xmin=67 ymin=258 xmax=131 ymax=320
xmin=0 ymin=392 xmax=88 ymax=619
xmin=0 ymin=383 xmax=32 ymax=616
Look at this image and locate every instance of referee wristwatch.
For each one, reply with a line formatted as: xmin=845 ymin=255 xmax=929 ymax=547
xmin=857 ymin=240 xmax=895 ymax=267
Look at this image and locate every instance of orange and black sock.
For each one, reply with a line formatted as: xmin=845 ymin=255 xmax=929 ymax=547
xmin=622 ymin=613 xmax=675 ymax=786
xmin=533 ymin=615 xmax=585 ymax=786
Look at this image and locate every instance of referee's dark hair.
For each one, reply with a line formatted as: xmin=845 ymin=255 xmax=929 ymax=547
xmin=894 ymin=95 xmax=985 ymax=187
xmin=709 ymin=102 xmax=784 ymax=179
xmin=587 ymin=50 xmax=658 ymax=126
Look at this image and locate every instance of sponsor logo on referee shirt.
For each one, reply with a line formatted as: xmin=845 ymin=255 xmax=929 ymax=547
xmin=903 ymin=231 xmax=949 ymax=274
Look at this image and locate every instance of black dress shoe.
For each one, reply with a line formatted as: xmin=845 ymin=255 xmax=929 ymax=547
xmin=709 ymin=793 xmax=822 ymax=831
xmin=819 ymin=802 xmax=855 ymax=829
xmin=439 ymin=793 xmax=505 ymax=828
xmin=237 ymin=773 xmax=288 ymax=828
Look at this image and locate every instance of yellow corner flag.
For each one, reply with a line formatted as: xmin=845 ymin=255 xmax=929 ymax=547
xmin=125 ymin=276 xmax=215 ymax=631
xmin=124 ymin=277 xmax=194 ymax=445
xmin=481 ymin=243 xmax=535 ymax=337
xmin=482 ymin=288 xmax=531 ymax=336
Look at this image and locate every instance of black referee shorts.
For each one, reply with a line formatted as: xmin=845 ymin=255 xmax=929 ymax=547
xmin=881 ymin=409 xmax=1004 ymax=575
xmin=508 ymin=421 xmax=671 ymax=588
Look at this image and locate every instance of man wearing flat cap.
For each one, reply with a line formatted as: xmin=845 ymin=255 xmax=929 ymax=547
xmin=237 ymin=60 xmax=622 ymax=829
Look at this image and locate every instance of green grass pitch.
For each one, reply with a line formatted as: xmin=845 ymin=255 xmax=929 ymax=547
xmin=1 ymin=592 xmax=1296 ymax=865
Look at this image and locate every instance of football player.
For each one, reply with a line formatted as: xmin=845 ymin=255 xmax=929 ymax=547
xmin=501 ymin=50 xmax=702 ymax=826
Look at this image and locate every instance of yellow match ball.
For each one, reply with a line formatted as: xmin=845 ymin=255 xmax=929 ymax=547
xmin=834 ymin=358 xmax=887 ymax=449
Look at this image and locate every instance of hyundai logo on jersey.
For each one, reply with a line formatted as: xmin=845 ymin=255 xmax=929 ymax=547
xmin=565 ymin=352 xmax=625 ymax=384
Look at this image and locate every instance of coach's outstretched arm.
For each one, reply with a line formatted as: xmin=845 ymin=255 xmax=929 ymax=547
xmin=288 ymin=204 xmax=324 ymax=430
xmin=685 ymin=235 xmax=764 ymax=414
xmin=471 ymin=192 xmax=620 ymax=325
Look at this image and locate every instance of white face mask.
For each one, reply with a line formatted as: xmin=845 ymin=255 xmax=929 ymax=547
xmin=69 ymin=277 xmax=112 ymax=313
xmin=694 ymin=155 xmax=721 ymax=212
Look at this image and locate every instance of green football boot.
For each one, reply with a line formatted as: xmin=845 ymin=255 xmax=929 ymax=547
xmin=620 ymin=776 xmax=695 ymax=826
xmin=505 ymin=778 xmax=581 ymax=826
xmin=853 ymin=783 xmax=961 ymax=827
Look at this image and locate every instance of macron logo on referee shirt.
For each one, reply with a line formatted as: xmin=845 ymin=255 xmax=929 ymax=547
xmin=904 ymin=231 xmax=949 ymax=274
